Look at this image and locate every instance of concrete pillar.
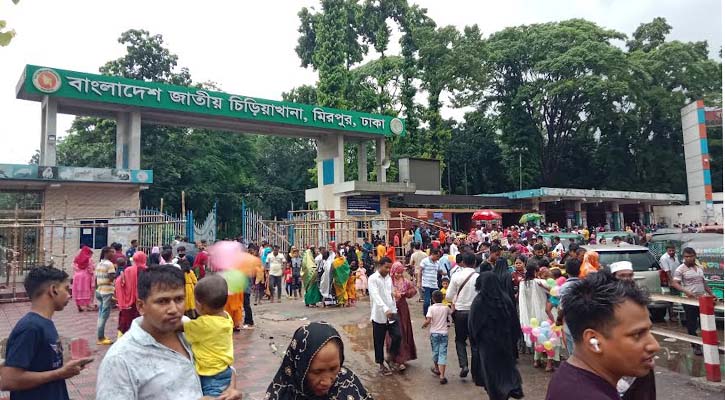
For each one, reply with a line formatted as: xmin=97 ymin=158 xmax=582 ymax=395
xmin=610 ymin=202 xmax=622 ymax=230
xmin=638 ymin=205 xmax=645 ymax=226
xmin=573 ymin=200 xmax=583 ymax=228
xmin=357 ymin=141 xmax=367 ymax=182
xmin=116 ymin=112 xmax=142 ymax=169
xmin=375 ymin=137 xmax=386 ymax=183
xmin=40 ymin=96 xmax=58 ymax=166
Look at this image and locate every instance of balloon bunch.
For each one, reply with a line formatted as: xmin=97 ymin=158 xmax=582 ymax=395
xmin=208 ymin=241 xmax=262 ymax=294
xmin=547 ymin=276 xmax=567 ymax=298
xmin=447 ymin=254 xmax=457 ymax=267
xmin=521 ymin=318 xmax=563 ymax=358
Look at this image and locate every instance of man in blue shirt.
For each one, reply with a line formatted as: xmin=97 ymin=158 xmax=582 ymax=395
xmin=0 ymin=266 xmax=92 ymax=399
xmin=418 ymin=248 xmax=446 ymax=316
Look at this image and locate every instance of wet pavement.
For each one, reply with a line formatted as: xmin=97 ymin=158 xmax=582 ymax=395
xmin=1 ymin=297 xmax=723 ymax=399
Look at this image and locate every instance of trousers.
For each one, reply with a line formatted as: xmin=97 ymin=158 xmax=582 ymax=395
xmin=372 ymin=316 xmax=402 ymax=365
xmin=454 ymin=310 xmax=471 ymax=369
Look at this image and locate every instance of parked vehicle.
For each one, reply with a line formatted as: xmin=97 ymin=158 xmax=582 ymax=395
xmin=582 ymin=244 xmax=668 ymax=320
xmin=597 ymin=230 xmax=638 ymax=244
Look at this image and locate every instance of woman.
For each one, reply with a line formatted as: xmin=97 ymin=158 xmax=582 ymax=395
xmin=402 ymin=229 xmax=413 ymax=253
xmin=303 ymin=248 xmax=322 ymax=306
xmin=385 ymin=261 xmax=417 ymax=370
xmin=72 ymin=245 xmax=95 ymax=312
xmin=317 ymin=247 xmax=336 ymax=306
xmin=579 ymin=250 xmax=601 ymax=278
xmin=115 ymin=251 xmax=148 ymax=335
xmin=265 ymin=322 xmax=371 ymax=400
xmin=518 ymin=264 xmax=554 ymax=370
xmin=469 ymin=271 xmax=524 ymax=400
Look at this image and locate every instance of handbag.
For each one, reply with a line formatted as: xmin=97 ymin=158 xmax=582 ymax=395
xmin=451 ymin=270 xmax=476 ymax=317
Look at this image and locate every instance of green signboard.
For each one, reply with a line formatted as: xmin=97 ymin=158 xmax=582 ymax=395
xmin=0 ymin=164 xmax=153 ymax=184
xmin=19 ymin=65 xmax=406 ymax=137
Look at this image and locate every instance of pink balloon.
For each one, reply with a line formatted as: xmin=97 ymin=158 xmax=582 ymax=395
xmin=209 ymin=241 xmax=243 ymax=271
xmin=556 ymin=277 xmax=567 ymax=286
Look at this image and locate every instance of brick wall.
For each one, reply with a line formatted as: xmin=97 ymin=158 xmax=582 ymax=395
xmin=42 ymin=184 xmax=140 ymax=276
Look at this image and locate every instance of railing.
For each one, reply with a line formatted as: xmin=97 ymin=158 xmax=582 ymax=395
xmin=649 ymin=294 xmax=722 ymax=382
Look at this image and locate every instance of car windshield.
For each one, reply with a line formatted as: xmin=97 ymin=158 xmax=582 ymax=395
xmin=598 ymin=250 xmax=657 ymax=272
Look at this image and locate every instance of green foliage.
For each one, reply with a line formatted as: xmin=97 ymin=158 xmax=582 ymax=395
xmin=0 ymin=0 xmax=20 ymax=47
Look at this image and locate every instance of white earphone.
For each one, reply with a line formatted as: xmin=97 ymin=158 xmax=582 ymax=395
xmin=589 ymin=337 xmax=601 ymax=352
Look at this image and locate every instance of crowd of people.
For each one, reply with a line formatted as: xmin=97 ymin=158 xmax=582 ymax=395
xmin=0 ymin=221 xmax=717 ymax=400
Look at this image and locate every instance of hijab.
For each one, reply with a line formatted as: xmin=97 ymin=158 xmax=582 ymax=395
xmin=470 ymin=271 xmax=517 ymax=338
xmin=115 ymin=251 xmax=148 ymax=309
xmin=74 ymin=245 xmax=93 ymax=270
xmin=390 ymin=261 xmax=409 ymax=294
xmin=579 ymin=250 xmax=601 ymax=278
xmin=493 ymin=257 xmax=514 ymax=301
xmin=265 ymin=322 xmax=371 ymax=400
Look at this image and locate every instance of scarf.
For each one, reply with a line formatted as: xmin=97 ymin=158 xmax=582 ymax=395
xmin=115 ymin=251 xmax=148 ymax=309
xmin=579 ymin=251 xmax=601 ymax=278
xmin=74 ymin=246 xmax=93 ymax=270
xmin=265 ymin=322 xmax=371 ymax=400
xmin=391 ymin=261 xmax=409 ymax=294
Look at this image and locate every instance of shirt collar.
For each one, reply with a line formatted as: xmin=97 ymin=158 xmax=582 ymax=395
xmin=128 ymin=317 xmax=192 ymax=354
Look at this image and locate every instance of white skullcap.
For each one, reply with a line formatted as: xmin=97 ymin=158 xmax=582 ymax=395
xmin=610 ymin=261 xmax=633 ymax=274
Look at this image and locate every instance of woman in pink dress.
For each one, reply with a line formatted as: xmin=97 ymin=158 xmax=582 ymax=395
xmin=72 ymin=245 xmax=95 ymax=312
xmin=385 ymin=261 xmax=417 ymax=370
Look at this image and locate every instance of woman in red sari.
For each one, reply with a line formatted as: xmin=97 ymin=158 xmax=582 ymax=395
xmin=72 ymin=246 xmax=95 ymax=312
xmin=385 ymin=261 xmax=417 ymax=370
xmin=115 ymin=251 xmax=148 ymax=335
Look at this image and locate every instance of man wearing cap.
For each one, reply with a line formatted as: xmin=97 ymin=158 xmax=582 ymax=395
xmin=610 ymin=261 xmax=634 ymax=281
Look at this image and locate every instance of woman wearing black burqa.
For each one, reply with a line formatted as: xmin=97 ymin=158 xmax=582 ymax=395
xmin=493 ymin=257 xmax=518 ymax=359
xmin=469 ymin=271 xmax=524 ymax=400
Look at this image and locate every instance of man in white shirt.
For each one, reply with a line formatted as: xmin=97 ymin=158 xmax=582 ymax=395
xmin=449 ymin=239 xmax=460 ymax=258
xmin=409 ymin=243 xmax=428 ymax=302
xmin=266 ymin=245 xmax=286 ymax=303
xmin=658 ymin=243 xmax=680 ymax=321
xmin=444 ymin=251 xmax=479 ymax=378
xmin=368 ymin=256 xmax=401 ymax=375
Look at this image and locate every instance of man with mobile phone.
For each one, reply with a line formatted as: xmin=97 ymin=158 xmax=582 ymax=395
xmin=0 ymin=266 xmax=93 ymax=400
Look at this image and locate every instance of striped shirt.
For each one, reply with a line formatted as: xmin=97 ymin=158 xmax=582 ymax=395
xmin=420 ymin=257 xmax=445 ymax=289
xmin=95 ymin=260 xmax=116 ymax=295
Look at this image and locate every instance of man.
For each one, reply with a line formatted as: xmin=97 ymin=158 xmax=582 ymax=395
xmin=670 ymin=247 xmax=715 ymax=355
xmin=658 ymin=243 xmax=679 ymax=321
xmin=612 ymin=236 xmax=623 ymax=247
xmin=444 ymin=251 xmax=479 ymax=378
xmin=449 ymin=238 xmax=460 ymax=258
xmin=419 ymin=248 xmax=446 ymax=316
xmin=479 ymin=244 xmax=502 ymax=273
xmin=526 ymin=244 xmax=550 ymax=270
xmin=609 ymin=261 xmax=634 ymax=281
xmin=368 ymin=256 xmax=401 ymax=375
xmin=552 ymin=236 xmax=565 ymax=257
xmin=266 ymin=245 xmax=287 ymax=303
xmin=125 ymin=239 xmax=138 ymax=267
xmin=96 ymin=265 xmax=241 ymax=400
xmin=409 ymin=242 xmax=428 ymax=302
xmin=547 ymin=273 xmax=660 ymax=400
xmin=0 ymin=266 xmax=92 ymax=400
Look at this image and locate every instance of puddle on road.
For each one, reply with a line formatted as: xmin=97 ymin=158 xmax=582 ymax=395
xmin=655 ymin=334 xmax=725 ymax=378
xmin=341 ymin=322 xmax=414 ymax=400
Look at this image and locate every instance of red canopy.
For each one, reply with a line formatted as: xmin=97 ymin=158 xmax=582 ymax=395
xmin=472 ymin=210 xmax=502 ymax=221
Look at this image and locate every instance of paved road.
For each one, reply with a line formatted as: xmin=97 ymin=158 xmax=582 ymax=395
xmin=1 ymin=296 xmax=723 ymax=399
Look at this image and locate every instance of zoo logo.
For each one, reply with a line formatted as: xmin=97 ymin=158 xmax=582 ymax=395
xmin=32 ymin=68 xmax=61 ymax=94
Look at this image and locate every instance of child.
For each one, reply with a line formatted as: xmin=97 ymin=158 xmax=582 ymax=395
xmin=355 ymin=266 xmax=368 ymax=298
xmin=181 ymin=259 xmax=198 ymax=319
xmin=183 ymin=275 xmax=234 ymax=397
xmin=440 ymin=277 xmax=451 ymax=307
xmin=422 ymin=290 xmax=452 ymax=384
xmin=284 ymin=265 xmax=293 ymax=298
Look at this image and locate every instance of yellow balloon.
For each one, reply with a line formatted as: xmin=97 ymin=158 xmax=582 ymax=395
xmin=530 ymin=318 xmax=539 ymax=328
xmin=543 ymin=340 xmax=553 ymax=350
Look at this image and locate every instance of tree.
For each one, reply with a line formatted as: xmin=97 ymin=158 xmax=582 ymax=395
xmin=0 ymin=0 xmax=20 ymax=47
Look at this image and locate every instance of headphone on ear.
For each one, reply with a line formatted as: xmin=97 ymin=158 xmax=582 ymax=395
xmin=589 ymin=337 xmax=601 ymax=352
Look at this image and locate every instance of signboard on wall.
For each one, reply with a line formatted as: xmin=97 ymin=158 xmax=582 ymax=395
xmin=432 ymin=211 xmax=444 ymax=219
xmin=347 ymin=195 xmax=381 ymax=216
xmin=0 ymin=164 xmax=153 ymax=184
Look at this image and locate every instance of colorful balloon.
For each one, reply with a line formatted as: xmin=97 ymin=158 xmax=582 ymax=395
xmin=541 ymin=321 xmax=551 ymax=329
xmin=546 ymin=278 xmax=556 ymax=287
xmin=543 ymin=340 xmax=554 ymax=350
xmin=556 ymin=276 xmax=567 ymax=286
xmin=530 ymin=318 xmax=539 ymax=328
xmin=222 ymin=269 xmax=247 ymax=294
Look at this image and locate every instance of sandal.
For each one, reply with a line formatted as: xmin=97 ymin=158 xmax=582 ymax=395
xmin=379 ymin=365 xmax=393 ymax=376
xmin=431 ymin=367 xmax=441 ymax=376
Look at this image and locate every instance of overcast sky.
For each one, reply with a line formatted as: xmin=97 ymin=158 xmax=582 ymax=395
xmin=0 ymin=0 xmax=721 ymax=164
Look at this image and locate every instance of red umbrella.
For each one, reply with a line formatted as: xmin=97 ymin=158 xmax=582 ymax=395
xmin=472 ymin=210 xmax=502 ymax=221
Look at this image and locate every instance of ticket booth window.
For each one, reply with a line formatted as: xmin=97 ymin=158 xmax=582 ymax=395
xmin=80 ymin=220 xmax=108 ymax=249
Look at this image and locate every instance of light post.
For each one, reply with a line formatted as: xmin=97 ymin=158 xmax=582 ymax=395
xmin=511 ymin=147 xmax=527 ymax=191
